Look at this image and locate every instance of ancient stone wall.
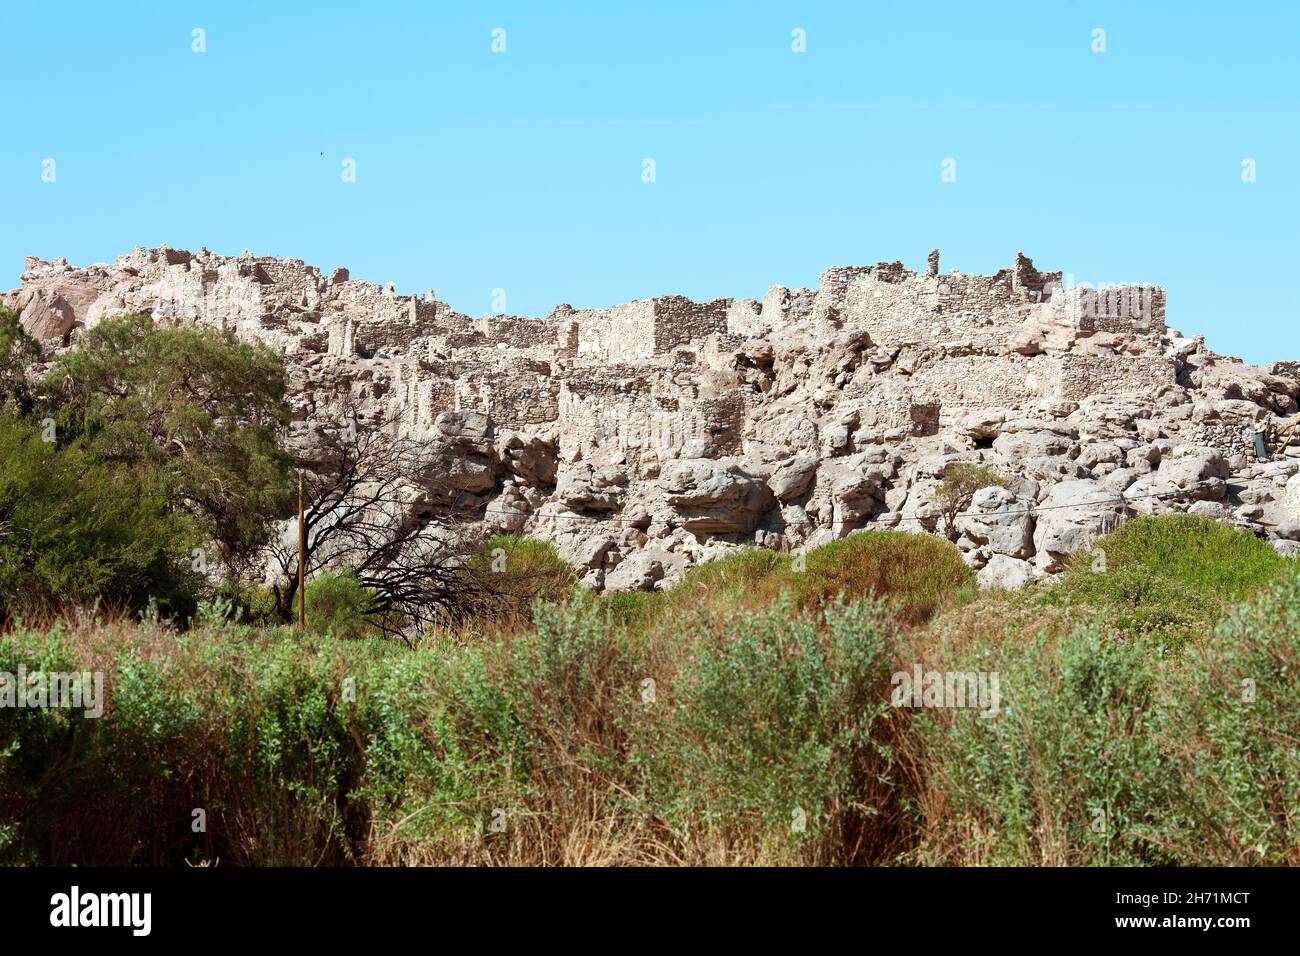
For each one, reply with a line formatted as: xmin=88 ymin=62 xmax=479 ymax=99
xmin=12 ymin=244 xmax=1298 ymax=594
xmin=651 ymin=296 xmax=731 ymax=353
xmin=572 ymin=301 xmax=656 ymax=362
xmin=1052 ymin=354 xmax=1176 ymax=401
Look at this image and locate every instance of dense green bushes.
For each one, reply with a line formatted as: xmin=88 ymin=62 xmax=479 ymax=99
xmin=0 ymin=519 xmax=1293 ymax=866
xmin=907 ymin=625 xmax=1181 ymax=865
xmin=0 ymin=411 xmax=206 ymax=616
xmin=0 ymin=593 xmax=907 ymax=865
xmin=47 ymin=312 xmax=294 ymax=573
xmin=1042 ymin=514 xmax=1285 ymax=644
xmin=593 ymin=530 xmax=974 ymax=630
xmin=907 ymin=563 xmax=1299 ymax=866
xmin=305 ymin=570 xmax=375 ymax=640
xmin=0 ymin=310 xmax=295 ymax=621
xmin=660 ymin=597 xmax=903 ymax=863
xmin=1159 ymin=568 xmax=1300 ymax=864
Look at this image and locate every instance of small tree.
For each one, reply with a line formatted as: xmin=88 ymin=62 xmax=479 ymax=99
xmin=936 ymin=463 xmax=1006 ymax=541
xmin=0 ymin=410 xmax=205 ymax=618
xmin=305 ymin=569 xmax=375 ymax=640
xmin=270 ymin=408 xmax=489 ymax=641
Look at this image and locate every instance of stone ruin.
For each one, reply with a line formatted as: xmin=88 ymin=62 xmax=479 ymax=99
xmin=6 ymin=244 xmax=1300 ymax=591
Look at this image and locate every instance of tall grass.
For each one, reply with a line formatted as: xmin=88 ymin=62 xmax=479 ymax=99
xmin=592 ymin=530 xmax=974 ymax=632
xmin=0 ymin=520 xmax=1294 ymax=866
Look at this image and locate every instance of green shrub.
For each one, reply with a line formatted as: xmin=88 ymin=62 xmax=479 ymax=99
xmin=464 ymin=535 xmax=577 ymax=622
xmin=215 ymin=637 xmax=368 ymax=864
xmin=0 ymin=627 xmax=209 ymax=865
xmin=305 ymin=570 xmax=375 ymax=640
xmin=912 ymin=558 xmax=1300 ymax=866
xmin=910 ymin=624 xmax=1178 ymax=865
xmin=793 ymin=531 xmax=974 ymax=624
xmin=350 ymin=650 xmax=485 ymax=856
xmin=211 ymin=579 xmax=281 ymax=627
xmin=595 ymin=531 xmax=973 ymax=631
xmin=936 ymin=463 xmax=1005 ymax=540
xmin=0 ymin=411 xmax=205 ymax=619
xmin=1158 ymin=564 xmax=1300 ymax=864
xmin=1045 ymin=514 xmax=1284 ymax=643
xmin=660 ymin=596 xmax=901 ymax=864
xmin=0 ymin=306 xmax=40 ymax=414
xmin=0 ymin=532 xmax=1292 ymax=867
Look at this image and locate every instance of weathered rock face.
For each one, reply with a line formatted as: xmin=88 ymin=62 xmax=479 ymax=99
xmin=7 ymin=245 xmax=1299 ymax=592
xmin=659 ymin=458 xmax=776 ymax=534
xmin=1031 ymin=480 xmax=1128 ymax=573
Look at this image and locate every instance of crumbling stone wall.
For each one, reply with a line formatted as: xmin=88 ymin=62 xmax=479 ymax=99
xmin=11 ymin=244 xmax=1296 ymax=594
xmin=651 ymin=296 xmax=731 ymax=353
xmin=1053 ymin=354 xmax=1176 ymax=401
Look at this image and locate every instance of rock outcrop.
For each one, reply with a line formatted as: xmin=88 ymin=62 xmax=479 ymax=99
xmin=6 ymin=245 xmax=1298 ymax=591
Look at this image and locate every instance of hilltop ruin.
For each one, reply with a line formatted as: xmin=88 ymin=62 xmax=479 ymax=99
xmin=7 ymin=245 xmax=1299 ymax=590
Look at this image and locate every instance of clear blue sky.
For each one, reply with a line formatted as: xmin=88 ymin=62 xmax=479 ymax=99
xmin=3 ymin=1 xmax=1296 ymax=363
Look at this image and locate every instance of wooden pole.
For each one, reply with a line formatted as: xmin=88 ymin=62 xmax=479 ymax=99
xmin=298 ymin=470 xmax=305 ymax=629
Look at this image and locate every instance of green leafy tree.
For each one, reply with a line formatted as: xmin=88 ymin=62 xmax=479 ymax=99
xmin=0 ymin=306 xmax=40 ymax=415
xmin=304 ymin=569 xmax=375 ymax=639
xmin=0 ymin=411 xmax=204 ymax=616
xmin=44 ymin=313 xmax=295 ymax=574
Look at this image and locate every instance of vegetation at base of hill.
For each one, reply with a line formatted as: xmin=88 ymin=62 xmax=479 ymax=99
xmin=2 ymin=302 xmax=1295 ymax=866
xmin=0 ymin=308 xmax=294 ymax=622
xmin=1 ymin=517 xmax=1294 ymax=866
xmin=592 ymin=530 xmax=975 ymax=631
xmin=1039 ymin=514 xmax=1285 ymax=646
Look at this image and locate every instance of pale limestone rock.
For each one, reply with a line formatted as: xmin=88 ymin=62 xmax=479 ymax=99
xmin=977 ymin=554 xmax=1034 ymax=590
xmin=556 ymin=463 xmax=627 ymax=513
xmin=17 ymin=289 xmax=77 ymax=340
xmin=956 ymin=486 xmax=1035 ymax=558
xmin=1032 ymin=480 xmax=1129 ymax=572
xmin=768 ymin=455 xmax=818 ymax=502
xmin=6 ymin=245 xmax=1294 ymax=590
xmin=659 ymin=458 xmax=775 ymax=534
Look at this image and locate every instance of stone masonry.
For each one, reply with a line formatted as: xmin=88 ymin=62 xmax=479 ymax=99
xmin=6 ymin=246 xmax=1299 ymax=591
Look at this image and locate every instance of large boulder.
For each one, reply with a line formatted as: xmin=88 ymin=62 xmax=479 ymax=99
xmin=768 ymin=455 xmax=818 ymax=502
xmin=556 ymin=462 xmax=628 ymax=512
xmin=1283 ymin=473 xmax=1300 ymax=522
xmin=1124 ymin=446 xmax=1229 ymax=513
xmin=427 ymin=410 xmax=496 ymax=493
xmin=821 ymin=455 xmax=888 ymax=528
xmin=434 ymin=410 xmax=494 ymax=452
xmin=557 ymin=534 xmax=614 ymax=571
xmin=659 ymin=458 xmax=775 ymax=534
xmin=992 ymin=419 xmax=1078 ymax=461
xmin=956 ymin=486 xmax=1035 ymax=558
xmin=603 ymin=547 xmax=686 ymax=592
xmin=16 ymin=288 xmax=77 ymax=341
xmin=1032 ymin=480 xmax=1129 ymax=572
xmin=977 ymin=554 xmax=1034 ymax=590
xmin=959 ymin=408 xmax=1009 ymax=440
xmin=498 ymin=432 xmax=558 ymax=487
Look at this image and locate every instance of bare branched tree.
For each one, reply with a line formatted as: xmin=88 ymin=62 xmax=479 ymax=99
xmin=269 ymin=407 xmax=491 ymax=641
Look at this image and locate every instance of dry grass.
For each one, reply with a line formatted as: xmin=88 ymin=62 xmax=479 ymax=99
xmin=3 ymin=524 xmax=1295 ymax=867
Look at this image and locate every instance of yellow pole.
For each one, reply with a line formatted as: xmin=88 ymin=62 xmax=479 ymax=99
xmin=298 ymin=470 xmax=305 ymax=629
